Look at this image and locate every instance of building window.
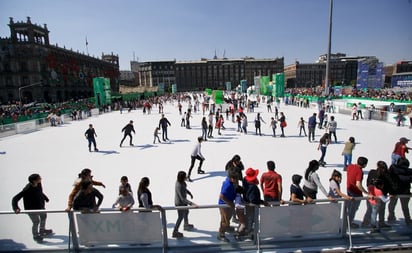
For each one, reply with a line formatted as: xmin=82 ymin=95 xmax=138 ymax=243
xmin=22 ymin=76 xmax=29 ymax=85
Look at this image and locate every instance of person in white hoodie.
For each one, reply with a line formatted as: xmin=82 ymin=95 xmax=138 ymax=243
xmin=187 ymin=137 xmax=206 ymax=182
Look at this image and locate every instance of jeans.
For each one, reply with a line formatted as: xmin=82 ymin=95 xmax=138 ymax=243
xmin=347 ymin=192 xmax=362 ymax=224
xmin=363 ymin=199 xmax=385 ymax=225
xmin=174 ymin=209 xmax=189 ymax=232
xmin=28 ymin=213 xmax=47 ymax=237
xmin=391 ymin=153 xmax=401 ymax=165
xmin=208 ymin=125 xmax=213 ymax=137
xmin=161 ymin=128 xmax=168 ymax=140
xmin=299 ymin=126 xmax=307 ymax=136
xmin=319 ymin=146 xmax=327 ymax=162
xmin=202 ymin=128 xmax=208 ymax=140
xmin=308 ymin=127 xmax=315 ymax=141
xmin=87 ymin=137 xmax=97 ymax=150
xmin=272 ymin=127 xmax=276 ymax=137
xmin=343 ymin=154 xmax=352 ymax=168
xmin=329 ymin=130 xmax=337 ymax=142
xmin=370 ymin=202 xmax=381 ymax=227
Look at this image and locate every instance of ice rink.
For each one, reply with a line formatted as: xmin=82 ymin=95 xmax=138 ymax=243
xmin=1 ymin=99 xmax=411 ymax=252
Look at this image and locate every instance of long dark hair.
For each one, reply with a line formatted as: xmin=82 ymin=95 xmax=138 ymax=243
xmin=177 ymin=171 xmax=187 ymax=185
xmin=319 ymin=133 xmax=330 ymax=143
xmin=376 ymin=160 xmax=388 ymax=177
xmin=78 ymin=168 xmax=91 ymax=179
xmin=304 ymin=160 xmax=319 ymax=180
xmin=329 ymin=169 xmax=342 ymax=182
xmin=137 ymin=177 xmax=150 ymax=195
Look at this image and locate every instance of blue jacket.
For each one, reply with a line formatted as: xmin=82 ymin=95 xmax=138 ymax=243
xmin=218 ymin=177 xmax=236 ymax=205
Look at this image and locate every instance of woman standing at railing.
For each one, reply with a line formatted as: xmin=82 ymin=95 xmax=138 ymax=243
xmin=65 ymin=168 xmax=105 ymax=212
xmin=172 ymin=171 xmax=198 ymax=238
xmin=303 ymin=160 xmax=335 ymax=202
xmin=137 ymin=177 xmax=161 ymax=210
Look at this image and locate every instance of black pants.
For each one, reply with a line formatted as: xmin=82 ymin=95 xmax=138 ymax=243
xmin=162 ymin=128 xmax=168 ymax=140
xmin=188 ymin=155 xmax=204 ymax=176
xmin=87 ymin=137 xmax=97 ymax=150
xmin=308 ymin=127 xmax=315 ymax=141
xmin=120 ymin=133 xmax=133 ymax=145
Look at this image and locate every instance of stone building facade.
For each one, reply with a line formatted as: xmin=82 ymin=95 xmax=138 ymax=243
xmin=0 ymin=17 xmax=119 ymax=104
xmin=174 ymin=57 xmax=284 ymax=92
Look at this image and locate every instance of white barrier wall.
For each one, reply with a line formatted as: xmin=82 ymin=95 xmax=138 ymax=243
xmin=15 ymin=120 xmax=37 ymax=134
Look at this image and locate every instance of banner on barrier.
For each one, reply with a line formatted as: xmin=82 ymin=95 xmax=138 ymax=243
xmin=259 ymin=203 xmax=341 ymax=238
xmin=76 ymin=212 xmax=162 ymax=245
xmin=16 ymin=120 xmax=36 ymax=133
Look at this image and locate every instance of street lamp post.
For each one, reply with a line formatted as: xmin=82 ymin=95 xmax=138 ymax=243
xmin=324 ymin=0 xmax=333 ymax=96
xmin=18 ymin=81 xmax=43 ymax=106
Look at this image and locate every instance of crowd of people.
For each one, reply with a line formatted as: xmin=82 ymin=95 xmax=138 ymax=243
xmin=12 ymin=141 xmax=412 ymax=243
xmin=10 ymin=92 xmax=412 ymax=244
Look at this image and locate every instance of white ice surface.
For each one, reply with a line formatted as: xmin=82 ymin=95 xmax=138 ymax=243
xmin=1 ymin=100 xmax=411 ymax=250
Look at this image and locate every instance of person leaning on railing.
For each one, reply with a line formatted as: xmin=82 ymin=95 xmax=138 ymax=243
xmin=388 ymin=157 xmax=412 ymax=225
xmin=72 ymin=180 xmax=103 ymax=213
xmin=65 ymin=168 xmax=105 ymax=212
xmin=217 ymin=169 xmax=238 ymax=242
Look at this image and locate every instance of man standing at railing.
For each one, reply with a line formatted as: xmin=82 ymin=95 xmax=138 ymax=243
xmin=12 ymin=173 xmax=53 ymax=243
xmin=346 ymin=156 xmax=370 ymax=229
xmin=217 ymin=169 xmax=238 ymax=242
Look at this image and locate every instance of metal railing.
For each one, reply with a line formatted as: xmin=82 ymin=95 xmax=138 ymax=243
xmin=1 ymin=196 xmax=411 ymax=252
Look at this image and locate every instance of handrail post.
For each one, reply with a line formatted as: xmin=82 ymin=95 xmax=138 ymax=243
xmin=68 ymin=211 xmax=80 ymax=252
xmin=254 ymin=205 xmax=260 ymax=252
xmin=160 ymin=208 xmax=168 ymax=252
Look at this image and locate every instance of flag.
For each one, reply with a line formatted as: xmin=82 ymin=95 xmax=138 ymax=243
xmin=86 ymin=36 xmax=88 ymax=46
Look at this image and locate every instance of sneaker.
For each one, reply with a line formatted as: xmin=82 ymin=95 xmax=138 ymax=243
xmin=370 ymin=226 xmax=380 ymax=233
xmin=40 ymin=229 xmax=53 ymax=236
xmin=39 ymin=229 xmax=54 ymax=237
xmin=361 ymin=221 xmax=371 ymax=228
xmin=379 ymin=223 xmax=391 ymax=229
xmin=184 ymin=224 xmax=194 ymax=231
xmin=387 ymin=216 xmax=396 ymax=223
xmin=33 ymin=235 xmax=43 ymax=243
xmin=217 ymin=234 xmax=229 ymax=242
xmin=231 ymin=217 xmax=239 ymax=224
xmin=350 ymin=223 xmax=359 ymax=229
xmin=172 ymin=231 xmax=183 ymax=238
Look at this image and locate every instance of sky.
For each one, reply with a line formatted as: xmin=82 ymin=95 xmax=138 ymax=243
xmin=0 ymin=98 xmax=411 ymax=250
xmin=0 ymin=0 xmax=411 ymax=70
